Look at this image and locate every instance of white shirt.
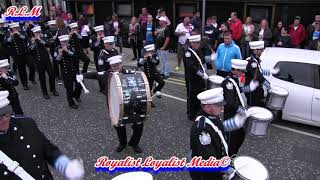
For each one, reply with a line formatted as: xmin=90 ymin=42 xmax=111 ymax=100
xmin=294 ymin=26 xmax=298 ymax=31
xmin=212 ymin=23 xmax=218 ymax=28
xmin=80 ymin=25 xmax=90 ymax=36
xmin=259 ymin=29 xmax=264 ymax=41
xmin=113 ymin=21 xmax=119 ymax=30
xmin=175 ymin=23 xmax=194 ymax=44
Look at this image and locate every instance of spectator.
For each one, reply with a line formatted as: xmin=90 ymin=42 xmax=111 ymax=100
xmin=275 ymin=26 xmax=292 ymax=48
xmin=215 ymin=31 xmax=242 ymax=77
xmin=78 ymin=16 xmax=91 ymax=55
xmin=56 ymin=16 xmax=69 ymax=36
xmin=142 ymin=14 xmax=156 ymax=46
xmin=242 ymin=16 xmax=254 ymax=58
xmin=156 ymin=8 xmax=171 ymax=26
xmin=204 ymin=17 xmax=216 ymax=48
xmin=289 ymin=16 xmax=306 ymax=48
xmin=128 ymin=16 xmax=142 ymax=61
xmin=306 ymin=15 xmax=320 ymax=49
xmin=228 ymin=12 xmax=243 ymax=46
xmin=156 ymin=17 xmax=170 ymax=78
xmin=253 ymin=19 xmax=272 ymax=47
xmin=106 ymin=13 xmax=124 ymax=54
xmin=309 ymin=21 xmax=320 ymax=50
xmin=272 ymin=21 xmax=283 ymax=46
xmin=138 ymin=7 xmax=149 ymax=29
xmin=215 ymin=22 xmax=229 ymax=49
xmin=211 ymin=16 xmax=220 ymax=41
xmin=191 ymin=11 xmax=201 ymax=31
xmin=65 ymin=13 xmax=76 ymax=25
xmin=174 ymin=16 xmax=194 ymax=71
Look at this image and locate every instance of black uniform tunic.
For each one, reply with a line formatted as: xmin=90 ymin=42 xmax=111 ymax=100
xmin=44 ymin=28 xmax=60 ymax=78
xmin=69 ymin=33 xmax=90 ymax=73
xmin=0 ymin=27 xmax=9 ymax=59
xmin=0 ymin=117 xmax=63 ymax=180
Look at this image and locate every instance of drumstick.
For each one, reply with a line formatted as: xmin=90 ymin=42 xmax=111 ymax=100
xmin=148 ymin=91 xmax=161 ymax=101
xmin=79 ymin=81 xmax=89 ymax=94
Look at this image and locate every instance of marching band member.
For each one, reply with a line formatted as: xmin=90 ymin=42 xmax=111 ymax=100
xmin=6 ymin=22 xmax=36 ymax=90
xmin=0 ymin=19 xmax=9 ymax=60
xmin=0 ymin=90 xmax=85 ymax=179
xmin=55 ymin=35 xmax=82 ymax=109
xmin=221 ymin=59 xmax=258 ymax=156
xmin=183 ymin=34 xmax=207 ymax=121
xmin=29 ymin=26 xmax=59 ymax=99
xmin=137 ymin=44 xmax=165 ymax=107
xmin=0 ymin=59 xmax=23 ymax=115
xmin=68 ymin=22 xmax=90 ymax=74
xmin=108 ymin=55 xmax=144 ymax=154
xmin=45 ymin=20 xmax=61 ymax=80
xmin=90 ymin=25 xmax=106 ymax=93
xmin=245 ymin=41 xmax=271 ymax=107
xmin=190 ymin=88 xmax=233 ymax=180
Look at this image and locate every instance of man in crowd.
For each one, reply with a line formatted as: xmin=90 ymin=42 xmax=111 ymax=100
xmin=0 ymin=90 xmax=84 ymax=179
xmin=65 ymin=12 xmax=76 ymax=25
xmin=29 ymin=26 xmax=59 ymax=99
xmin=289 ymin=16 xmax=306 ymax=48
xmin=175 ymin=16 xmax=194 ymax=71
xmin=142 ymin=14 xmax=156 ymax=46
xmin=215 ymin=31 xmax=242 ymax=77
xmin=228 ymin=12 xmax=243 ymax=46
xmin=6 ymin=22 xmax=36 ymax=90
xmin=191 ymin=10 xmax=201 ymax=31
xmin=156 ymin=16 xmax=171 ymax=79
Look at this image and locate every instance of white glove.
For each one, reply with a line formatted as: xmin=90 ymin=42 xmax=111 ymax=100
xmin=139 ymin=58 xmax=144 ymax=64
xmin=234 ymin=113 xmax=248 ymax=128
xmin=249 ymin=80 xmax=259 ymax=91
xmin=65 ymin=159 xmax=85 ymax=180
xmin=76 ymin=74 xmax=83 ymax=83
xmin=271 ymin=68 xmax=280 ymax=75
xmin=97 ymin=71 xmax=105 ymax=75
xmin=98 ymin=59 xmax=103 ymax=65
xmin=203 ymin=73 xmax=209 ymax=80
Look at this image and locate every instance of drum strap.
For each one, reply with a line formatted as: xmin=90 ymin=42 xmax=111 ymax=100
xmin=228 ymin=78 xmax=245 ymax=108
xmin=196 ymin=116 xmax=229 ymax=156
xmin=188 ymin=48 xmax=207 ymax=76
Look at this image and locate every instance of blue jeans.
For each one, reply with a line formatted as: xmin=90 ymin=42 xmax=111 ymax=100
xmin=157 ymin=50 xmax=169 ymax=76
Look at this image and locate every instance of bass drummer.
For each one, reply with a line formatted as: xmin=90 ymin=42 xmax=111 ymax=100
xmin=107 ymin=55 xmax=144 ymax=154
xmin=221 ymin=59 xmax=258 ymax=156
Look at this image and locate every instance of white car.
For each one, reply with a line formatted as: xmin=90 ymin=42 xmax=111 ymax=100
xmin=260 ymin=47 xmax=320 ymax=127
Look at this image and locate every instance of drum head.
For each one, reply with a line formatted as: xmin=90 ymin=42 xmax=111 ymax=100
xmin=108 ymin=73 xmax=123 ymax=125
xmin=270 ymin=86 xmax=289 ymax=96
xmin=112 ymin=172 xmax=153 ymax=180
xmin=234 ymin=156 xmax=269 ymax=180
xmin=209 ymin=75 xmax=224 ymax=84
xmin=248 ymin=107 xmax=273 ymax=121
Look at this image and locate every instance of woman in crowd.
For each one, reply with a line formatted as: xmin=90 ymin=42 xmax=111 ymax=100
xmin=272 ymin=20 xmax=283 ymax=46
xmin=253 ymin=19 xmax=272 ymax=47
xmin=78 ymin=16 xmax=91 ymax=55
xmin=128 ymin=16 xmax=142 ymax=61
xmin=275 ymin=26 xmax=292 ymax=48
xmin=242 ymin=16 xmax=254 ymax=58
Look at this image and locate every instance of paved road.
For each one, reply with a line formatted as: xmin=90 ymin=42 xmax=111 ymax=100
xmin=15 ymin=66 xmax=320 ymax=180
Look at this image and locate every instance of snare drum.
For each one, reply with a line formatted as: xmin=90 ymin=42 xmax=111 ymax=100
xmin=232 ymin=156 xmax=269 ymax=180
xmin=265 ymin=86 xmax=289 ymax=111
xmin=246 ymin=107 xmax=273 ymax=137
xmin=108 ymin=71 xmax=151 ymax=126
xmin=208 ymin=75 xmax=224 ymax=89
xmin=112 ymin=172 xmax=153 ymax=180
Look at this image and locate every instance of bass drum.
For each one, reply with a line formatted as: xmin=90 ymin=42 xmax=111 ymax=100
xmin=108 ymin=71 xmax=151 ymax=126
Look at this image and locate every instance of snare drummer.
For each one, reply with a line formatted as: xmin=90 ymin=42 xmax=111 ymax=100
xmin=137 ymin=44 xmax=165 ymax=107
xmin=245 ymin=41 xmax=271 ymax=107
xmin=107 ymin=55 xmax=144 ymax=154
xmin=221 ymin=59 xmax=257 ymax=156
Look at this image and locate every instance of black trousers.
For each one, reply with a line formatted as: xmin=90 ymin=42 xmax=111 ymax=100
xmin=216 ymin=70 xmax=230 ymax=78
xmin=63 ymin=75 xmax=82 ymax=105
xmin=37 ymin=62 xmax=56 ymax=95
xmin=8 ymin=95 xmax=23 ymax=115
xmin=227 ymin=128 xmax=246 ymax=156
xmin=190 ymin=171 xmax=223 ymax=180
xmin=50 ymin=49 xmax=61 ymax=79
xmin=114 ymin=123 xmax=144 ymax=147
xmin=13 ymin=55 xmax=36 ymax=86
xmin=76 ymin=51 xmax=90 ymax=73
xmin=130 ymin=39 xmax=141 ymax=59
xmin=148 ymin=73 xmax=165 ymax=94
xmin=188 ymin=80 xmax=205 ymax=119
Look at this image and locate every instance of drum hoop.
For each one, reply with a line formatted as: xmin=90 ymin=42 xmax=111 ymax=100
xmin=248 ymin=107 xmax=273 ymax=121
xmin=108 ymin=72 xmax=124 ymax=126
xmin=139 ymin=71 xmax=152 ymax=115
xmin=232 ymin=155 xmax=269 ymax=180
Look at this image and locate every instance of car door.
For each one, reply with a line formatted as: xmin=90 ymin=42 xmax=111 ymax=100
xmin=312 ymin=65 xmax=320 ymax=126
xmin=273 ymin=61 xmax=314 ymax=124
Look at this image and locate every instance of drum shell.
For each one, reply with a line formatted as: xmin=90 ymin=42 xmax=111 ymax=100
xmin=246 ymin=108 xmax=273 ymax=138
xmin=265 ymin=91 xmax=288 ymax=111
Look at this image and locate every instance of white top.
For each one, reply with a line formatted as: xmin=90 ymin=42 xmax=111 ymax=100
xmin=113 ymin=21 xmax=119 ymax=30
xmin=175 ymin=23 xmax=194 ymax=44
xmin=80 ymin=25 xmax=90 ymax=36
xmin=233 ymin=156 xmax=269 ymax=180
xmin=259 ymin=29 xmax=264 ymax=41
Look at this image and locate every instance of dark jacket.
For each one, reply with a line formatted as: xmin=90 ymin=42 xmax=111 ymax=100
xmin=275 ymin=35 xmax=292 ymax=48
xmin=253 ymin=27 xmax=272 ymax=47
xmin=137 ymin=54 xmax=160 ymax=79
xmin=29 ymin=38 xmax=51 ymax=66
xmin=6 ymin=33 xmax=29 ymax=57
xmin=141 ymin=22 xmax=156 ymax=42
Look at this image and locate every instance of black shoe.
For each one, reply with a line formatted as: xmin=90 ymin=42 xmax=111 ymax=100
xmin=31 ymin=81 xmax=37 ymax=85
xmin=23 ymin=85 xmax=29 ymax=90
xmin=69 ymin=104 xmax=79 ymax=109
xmin=132 ymin=58 xmax=137 ymax=61
xmin=52 ymin=91 xmax=59 ymax=96
xmin=131 ymin=145 xmax=143 ymax=154
xmin=43 ymin=94 xmax=50 ymax=99
xmin=75 ymin=98 xmax=82 ymax=103
xmin=116 ymin=144 xmax=126 ymax=152
xmin=151 ymin=102 xmax=156 ymax=107
xmin=160 ymin=74 xmax=165 ymax=77
xmin=162 ymin=75 xmax=169 ymax=79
